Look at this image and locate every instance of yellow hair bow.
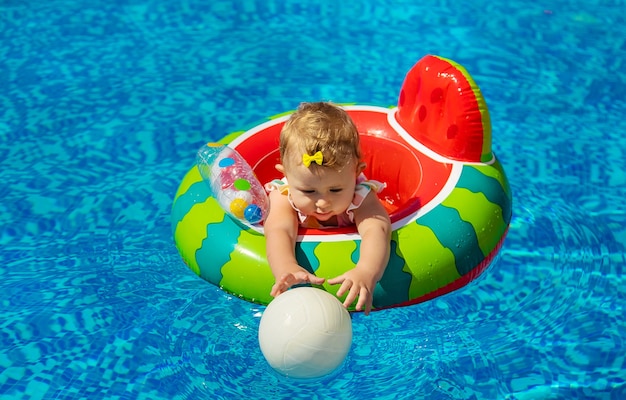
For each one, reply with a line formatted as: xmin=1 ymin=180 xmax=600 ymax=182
xmin=302 ymin=151 xmax=323 ymax=167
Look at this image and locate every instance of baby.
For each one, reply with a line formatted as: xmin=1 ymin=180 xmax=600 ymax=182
xmin=264 ymin=102 xmax=391 ymax=315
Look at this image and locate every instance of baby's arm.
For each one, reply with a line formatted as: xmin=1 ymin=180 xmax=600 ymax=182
xmin=327 ymin=191 xmax=391 ymax=315
xmin=264 ymin=190 xmax=325 ymax=297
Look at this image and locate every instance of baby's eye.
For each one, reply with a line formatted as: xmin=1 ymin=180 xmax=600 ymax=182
xmin=330 ymin=188 xmax=343 ymax=193
xmin=301 ymin=189 xmax=316 ymax=194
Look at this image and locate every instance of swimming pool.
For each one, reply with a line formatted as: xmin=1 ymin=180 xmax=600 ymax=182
xmin=1 ymin=0 xmax=625 ymax=398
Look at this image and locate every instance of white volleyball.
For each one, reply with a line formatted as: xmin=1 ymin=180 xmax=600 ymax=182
xmin=258 ymin=287 xmax=353 ymax=379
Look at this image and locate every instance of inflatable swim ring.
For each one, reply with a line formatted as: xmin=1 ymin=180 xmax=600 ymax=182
xmin=171 ymin=55 xmax=512 ymax=311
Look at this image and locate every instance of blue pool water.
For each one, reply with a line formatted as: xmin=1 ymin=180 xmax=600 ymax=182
xmin=1 ymin=0 xmax=625 ymax=399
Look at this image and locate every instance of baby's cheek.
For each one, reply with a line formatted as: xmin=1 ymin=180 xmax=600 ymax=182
xmin=339 ymin=193 xmax=354 ymax=210
xmin=293 ymin=194 xmax=312 ymax=211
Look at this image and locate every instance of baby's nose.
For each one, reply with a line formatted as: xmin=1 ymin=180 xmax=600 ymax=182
xmin=316 ymin=198 xmax=330 ymax=208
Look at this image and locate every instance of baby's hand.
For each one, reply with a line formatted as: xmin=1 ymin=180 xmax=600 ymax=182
xmin=327 ymin=267 xmax=377 ymax=315
xmin=270 ymin=270 xmax=325 ymax=297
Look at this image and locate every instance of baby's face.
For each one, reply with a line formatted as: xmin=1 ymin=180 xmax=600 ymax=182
xmin=284 ymin=161 xmax=358 ymax=222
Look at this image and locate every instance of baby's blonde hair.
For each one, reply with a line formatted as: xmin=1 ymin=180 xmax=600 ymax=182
xmin=279 ymin=102 xmax=361 ymax=170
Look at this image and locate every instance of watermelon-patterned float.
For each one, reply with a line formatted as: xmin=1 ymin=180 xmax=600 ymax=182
xmin=171 ymin=55 xmax=512 ymax=311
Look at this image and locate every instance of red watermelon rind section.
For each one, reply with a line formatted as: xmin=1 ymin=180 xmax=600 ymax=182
xmin=395 ymin=55 xmax=492 ymax=163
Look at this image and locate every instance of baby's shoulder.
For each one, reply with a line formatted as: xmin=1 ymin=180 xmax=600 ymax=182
xmin=264 ymin=178 xmax=289 ymax=194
